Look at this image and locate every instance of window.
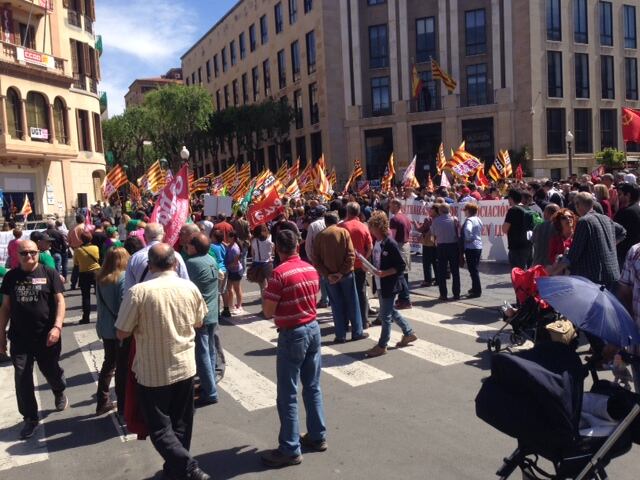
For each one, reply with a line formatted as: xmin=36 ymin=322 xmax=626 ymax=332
xmin=601 ymin=55 xmax=615 ymax=99
xmin=416 ymin=17 xmax=436 ymax=63
xmin=546 ymin=108 xmax=566 ymax=154
xmin=275 ymin=3 xmax=283 ymax=34
xmin=289 ymin=0 xmax=297 ymax=24
xmin=263 ymin=59 xmax=271 ymax=95
xmin=260 ymin=15 xmax=268 ymax=44
xmin=574 ymin=109 xmax=592 ymax=153
xmin=239 ymin=33 xmax=246 ymax=60
xmin=626 ymin=57 xmax=638 ymax=99
xmin=574 ymin=0 xmax=588 ymax=43
xmin=215 ymin=90 xmax=221 ymax=111
xmin=93 ymin=113 xmax=103 ymax=153
xmin=197 ymin=67 xmax=202 ymax=84
xmin=222 ymin=47 xmax=228 ymax=72
xmin=232 ymin=80 xmax=239 ymax=106
xmin=311 ymin=131 xmax=322 ymax=164
xmin=294 ymin=89 xmax=303 ymax=128
xmin=466 ymin=63 xmax=488 ymax=106
xmin=213 ymin=54 xmax=219 ymax=77
xmin=253 ymin=66 xmax=260 ymax=101
xmin=205 ymin=60 xmax=211 ymax=82
xmin=53 ymin=98 xmax=68 ymax=144
xmin=547 ymin=51 xmax=563 ymax=98
xmin=26 ymin=92 xmax=49 ymax=141
xmin=465 ymin=9 xmax=486 ymax=55
xmin=547 ymin=0 xmax=562 ymax=41
xmin=575 ymin=53 xmax=590 ymax=98
xmin=306 ymin=30 xmax=316 ymax=74
xmin=625 ymin=5 xmax=637 ymax=49
xmin=224 ymin=85 xmax=229 ymax=109
xmin=601 ymin=109 xmax=617 ymax=149
xmin=369 ymin=24 xmax=388 ymax=68
xmin=304 ymin=0 xmax=312 ymax=13
xmin=185 ymin=77 xmax=190 ymax=86
xmin=368 ymin=0 xmax=385 ymax=4
xmin=191 ymin=73 xmax=195 ymax=85
xmin=19 ymin=23 xmax=35 ymax=50
xmin=242 ymin=73 xmax=249 ymax=104
xmin=77 ymin=109 xmax=91 ymax=151
xmin=277 ymin=49 xmax=287 ymax=89
xmin=309 ymin=82 xmax=319 ymax=124
xmin=249 ymin=24 xmax=257 ymax=52
xmin=416 ymin=70 xmax=439 ymax=112
xmin=6 ymin=88 xmax=22 ymax=139
xmin=371 ymin=76 xmax=391 ymax=115
xmin=230 ymin=40 xmax=236 ymax=66
xmin=600 ymin=1 xmax=613 ymax=46
xmin=291 ymin=41 xmax=301 ymax=81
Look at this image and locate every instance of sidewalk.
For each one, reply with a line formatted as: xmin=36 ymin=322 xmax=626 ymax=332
xmin=406 ymin=255 xmax=514 ymax=310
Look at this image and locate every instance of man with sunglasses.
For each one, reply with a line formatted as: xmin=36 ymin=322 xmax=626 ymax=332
xmin=0 ymin=239 xmax=67 ymax=440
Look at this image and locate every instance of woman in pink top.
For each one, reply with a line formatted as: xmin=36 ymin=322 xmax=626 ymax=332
xmin=6 ymin=227 xmax=23 ymax=269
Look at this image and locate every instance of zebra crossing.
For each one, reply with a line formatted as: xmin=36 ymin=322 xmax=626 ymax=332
xmin=0 ymin=301 xmax=509 ymax=473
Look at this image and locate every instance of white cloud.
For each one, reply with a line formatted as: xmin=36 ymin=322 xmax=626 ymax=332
xmin=96 ymin=0 xmax=199 ymax=64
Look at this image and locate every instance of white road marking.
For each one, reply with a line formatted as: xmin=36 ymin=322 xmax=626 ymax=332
xmin=73 ymin=330 xmax=136 ymax=442
xmin=226 ymin=315 xmax=393 ymax=387
xmin=0 ymin=366 xmax=49 ymax=471
xmin=217 ymin=352 xmax=277 ymax=411
xmin=366 ymin=326 xmax=475 ymax=366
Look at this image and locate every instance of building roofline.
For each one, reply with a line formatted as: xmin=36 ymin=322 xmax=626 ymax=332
xmin=126 ymin=78 xmax=182 ymax=90
xmin=181 ymin=0 xmax=244 ymax=61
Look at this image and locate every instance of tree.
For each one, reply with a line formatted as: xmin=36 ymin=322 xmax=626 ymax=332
xmin=102 ymin=114 xmax=133 ymax=165
xmin=596 ymin=147 xmax=626 ymax=170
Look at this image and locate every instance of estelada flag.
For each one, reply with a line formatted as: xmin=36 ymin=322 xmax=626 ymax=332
xmin=19 ymin=194 xmax=32 ymax=218
xmin=515 ymin=163 xmax=524 ymax=181
xmin=248 ymin=184 xmax=284 ymax=229
xmin=150 ymin=164 xmax=190 ymax=247
xmin=622 ymin=107 xmax=640 ymax=143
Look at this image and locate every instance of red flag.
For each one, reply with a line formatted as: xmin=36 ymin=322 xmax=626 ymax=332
xmin=591 ymin=165 xmax=605 ymax=182
xmin=515 ymin=164 xmax=524 ymax=181
xmin=150 ymin=164 xmax=190 ymax=246
xmin=475 ymin=164 xmax=490 ymax=188
xmin=426 ymin=173 xmax=434 ymax=191
xmin=248 ymin=184 xmax=284 ymax=229
xmin=622 ymin=107 xmax=640 ymax=143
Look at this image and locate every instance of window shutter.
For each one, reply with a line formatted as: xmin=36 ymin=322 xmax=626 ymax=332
xmin=70 ymin=40 xmax=79 ymax=73
xmin=94 ymin=49 xmax=101 ymax=80
xmin=82 ymin=42 xmax=91 ymax=76
xmin=89 ymin=0 xmax=96 ymax=21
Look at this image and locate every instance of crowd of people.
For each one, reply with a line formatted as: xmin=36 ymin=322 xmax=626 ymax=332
xmin=2 ymin=167 xmax=640 ymax=478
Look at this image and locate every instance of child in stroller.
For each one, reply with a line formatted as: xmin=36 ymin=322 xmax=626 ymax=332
xmin=487 ymin=266 xmax=558 ymax=352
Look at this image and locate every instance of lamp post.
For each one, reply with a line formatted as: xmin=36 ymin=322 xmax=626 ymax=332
xmin=180 ymin=146 xmax=190 ymax=164
xmin=159 ymin=158 xmax=168 ymax=170
xmin=565 ymin=131 xmax=574 ymax=179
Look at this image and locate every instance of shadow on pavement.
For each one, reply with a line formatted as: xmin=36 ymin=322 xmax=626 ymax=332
xmin=193 ymin=445 xmax=271 ymax=479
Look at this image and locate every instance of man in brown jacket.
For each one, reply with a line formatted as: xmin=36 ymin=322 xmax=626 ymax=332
xmin=313 ymin=212 xmax=368 ymax=343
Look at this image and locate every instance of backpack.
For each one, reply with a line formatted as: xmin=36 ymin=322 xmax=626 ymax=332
xmin=523 ymin=207 xmax=543 ymax=232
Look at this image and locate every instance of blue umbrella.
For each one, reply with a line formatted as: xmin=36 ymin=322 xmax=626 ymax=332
xmin=536 ymin=276 xmax=640 ymax=347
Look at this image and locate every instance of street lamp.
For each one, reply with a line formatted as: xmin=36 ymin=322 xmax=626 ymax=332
xmin=159 ymin=158 xmax=168 ymax=169
xmin=180 ymin=146 xmax=190 ymax=163
xmin=565 ymin=130 xmax=574 ymax=178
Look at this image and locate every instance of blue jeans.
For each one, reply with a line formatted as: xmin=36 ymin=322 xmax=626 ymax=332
xmin=319 ymin=276 xmax=329 ymax=305
xmin=326 ymin=272 xmax=363 ymax=340
xmin=195 ymin=324 xmax=218 ymax=402
xmin=377 ymin=294 xmax=413 ymax=348
xmin=52 ymin=252 xmax=63 ymax=274
xmin=276 ymin=321 xmax=326 ymax=456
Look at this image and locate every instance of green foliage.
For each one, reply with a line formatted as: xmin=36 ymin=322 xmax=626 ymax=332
xmin=595 ymin=147 xmax=626 ymax=169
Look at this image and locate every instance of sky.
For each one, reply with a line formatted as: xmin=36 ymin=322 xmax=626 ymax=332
xmin=96 ymin=0 xmax=238 ymax=117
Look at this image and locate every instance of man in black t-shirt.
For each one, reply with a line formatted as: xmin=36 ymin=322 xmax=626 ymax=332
xmin=614 ymin=183 xmax=640 ymax=268
xmin=45 ymin=220 xmax=69 ymax=278
xmin=502 ymin=189 xmax=532 ymax=269
xmin=0 ymin=240 xmax=67 ymax=440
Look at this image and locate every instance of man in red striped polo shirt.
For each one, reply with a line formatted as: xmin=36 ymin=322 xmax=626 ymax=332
xmin=261 ymin=229 xmax=327 ymax=468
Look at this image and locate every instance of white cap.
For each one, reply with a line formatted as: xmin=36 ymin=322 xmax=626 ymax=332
xmin=624 ymin=173 xmax=637 ymax=184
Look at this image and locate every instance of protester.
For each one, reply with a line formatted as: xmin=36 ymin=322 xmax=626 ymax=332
xmin=430 ymin=203 xmax=461 ymax=301
xmin=613 ymin=183 xmax=640 ymax=268
xmin=304 ymin=210 xmax=329 ymax=308
xmin=232 ymin=211 xmax=251 ymax=272
xmin=388 ymin=199 xmax=413 ymax=309
xmin=74 ymin=231 xmax=100 ymax=324
xmin=225 ymin=230 xmax=245 ymax=315
xmin=461 ymin=203 xmax=483 ymax=298
xmin=261 ymin=230 xmax=326 ymax=468
xmin=313 ymin=212 xmax=367 ymax=343
xmin=594 ymin=184 xmax=613 ymax=218
xmin=45 ymin=220 xmax=69 ymax=278
xmin=415 ymin=204 xmax=439 ymax=288
xmin=95 ymin=247 xmax=130 ymax=416
xmin=115 ymin=244 xmax=210 ymax=480
xmin=210 ymin=229 xmax=230 ymax=318
xmin=365 ymin=211 xmax=417 ymax=358
xmin=531 ymin=203 xmax=560 ymax=267
xmin=214 ymin=213 xmax=235 ymax=244
xmin=617 ymin=242 xmax=640 ymax=391
xmin=185 ymin=233 xmax=220 ymax=407
xmin=249 ymin=224 xmax=274 ymax=293
xmin=6 ymin=227 xmax=22 ymax=269
xmin=0 ymin=239 xmax=67 ymax=440
xmin=547 ymin=208 xmax=576 ymax=264
xmin=502 ymin=189 xmax=532 ymax=269
xmin=68 ymin=213 xmax=86 ymax=289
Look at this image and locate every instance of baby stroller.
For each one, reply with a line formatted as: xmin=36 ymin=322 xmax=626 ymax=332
xmin=487 ymin=266 xmax=558 ymax=353
xmin=476 ymin=342 xmax=640 ymax=479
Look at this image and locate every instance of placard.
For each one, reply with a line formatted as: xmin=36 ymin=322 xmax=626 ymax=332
xmin=203 ymin=195 xmax=233 ymax=217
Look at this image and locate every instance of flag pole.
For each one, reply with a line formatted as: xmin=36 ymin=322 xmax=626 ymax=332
xmin=624 ymin=141 xmax=629 ymax=170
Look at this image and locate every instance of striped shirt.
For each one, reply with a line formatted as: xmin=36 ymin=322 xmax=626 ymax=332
xmin=619 ymin=243 xmax=640 ymax=330
xmin=263 ymin=255 xmax=319 ymax=329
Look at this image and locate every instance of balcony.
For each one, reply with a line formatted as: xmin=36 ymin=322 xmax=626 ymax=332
xmin=68 ymin=9 xmax=81 ymax=27
xmin=409 ymin=98 xmax=441 ymax=113
xmin=458 ymin=89 xmax=496 ymax=108
xmin=361 ymin=103 xmax=392 ymax=119
xmin=4 ymin=0 xmax=52 ymax=14
xmin=1 ymin=41 xmax=67 ymax=78
xmin=84 ymin=15 xmax=93 ymax=34
xmin=72 ymin=73 xmax=86 ymax=90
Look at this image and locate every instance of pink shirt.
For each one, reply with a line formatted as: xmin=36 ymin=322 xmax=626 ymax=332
xmin=7 ymin=239 xmax=20 ymax=269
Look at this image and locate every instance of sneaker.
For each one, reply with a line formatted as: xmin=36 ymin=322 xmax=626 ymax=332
xmin=365 ymin=345 xmax=387 ymax=358
xmin=233 ymin=307 xmax=247 ymax=316
xmin=79 ymin=319 xmax=90 ymax=325
xmin=333 ymin=337 xmax=347 ymax=344
xmin=96 ymin=401 xmax=116 ymax=416
xmin=351 ymin=332 xmax=370 ymax=342
xmin=221 ymin=308 xmax=231 ymax=318
xmin=54 ymin=392 xmax=68 ymax=411
xmin=367 ymin=307 xmax=379 ymax=316
xmin=395 ymin=300 xmax=412 ymax=310
xmin=372 ymin=318 xmax=381 ymax=326
xmin=194 ymin=397 xmax=219 ymax=408
xmin=186 ymin=467 xmax=211 ymax=480
xmin=19 ymin=419 xmax=39 ymax=439
xmin=261 ymin=449 xmax=302 ymax=468
xmin=300 ymin=433 xmax=328 ymax=452
xmin=396 ymin=333 xmax=418 ymax=348
xmin=317 ymin=301 xmax=329 ymax=309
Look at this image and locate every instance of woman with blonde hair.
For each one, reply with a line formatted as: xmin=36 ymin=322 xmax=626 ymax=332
xmin=95 ymin=247 xmax=130 ymax=416
xmin=594 ymin=183 xmax=613 ymax=218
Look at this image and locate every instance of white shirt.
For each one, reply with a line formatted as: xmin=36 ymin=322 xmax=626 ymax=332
xmin=251 ymin=237 xmax=273 ymax=263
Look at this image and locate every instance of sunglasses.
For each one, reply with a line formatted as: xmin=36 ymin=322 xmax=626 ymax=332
xmin=19 ymin=251 xmax=38 ymax=257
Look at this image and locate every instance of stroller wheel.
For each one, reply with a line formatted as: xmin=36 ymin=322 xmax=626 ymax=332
xmin=494 ymin=338 xmax=501 ymax=352
xmin=487 ymin=340 xmax=493 ymax=352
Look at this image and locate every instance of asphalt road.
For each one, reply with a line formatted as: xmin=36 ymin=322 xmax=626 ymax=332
xmin=0 ymin=259 xmax=637 ymax=480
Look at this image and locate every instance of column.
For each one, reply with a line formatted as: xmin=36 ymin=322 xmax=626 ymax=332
xmin=47 ymin=104 xmax=56 ymax=144
xmin=503 ymin=0 xmax=514 ymax=98
xmin=448 ymin=0 xmax=460 ymax=87
xmin=0 ymin=96 xmax=8 ymax=137
xmin=350 ymin=0 xmax=363 ymax=106
xmin=340 ymin=0 xmax=352 ymax=107
xmin=438 ymin=0 xmax=449 ymax=109
xmin=20 ymin=100 xmax=28 ymax=140
xmin=388 ymin=0 xmax=399 ymax=103
xmin=398 ymin=0 xmax=409 ymax=102
xmin=491 ymin=0 xmax=502 ymax=96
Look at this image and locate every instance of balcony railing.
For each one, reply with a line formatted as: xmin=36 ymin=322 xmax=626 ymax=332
xmin=361 ymin=103 xmax=392 ymax=118
xmin=68 ymin=9 xmax=81 ymax=27
xmin=409 ymin=98 xmax=442 ymax=113
xmin=88 ymin=77 xmax=98 ymax=94
xmin=1 ymin=41 xmax=65 ymax=76
xmin=72 ymin=73 xmax=86 ymax=90
xmin=84 ymin=15 xmax=93 ymax=34
xmin=458 ymin=89 xmax=496 ymax=108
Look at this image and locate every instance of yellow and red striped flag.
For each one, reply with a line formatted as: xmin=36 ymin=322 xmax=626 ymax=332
xmin=129 ymin=182 xmax=141 ymax=203
xmin=500 ymin=149 xmax=513 ymax=178
xmin=475 ymin=164 xmax=491 ymax=188
xmin=103 ymin=164 xmax=128 ymax=198
xmin=381 ymin=153 xmax=396 ymax=192
xmin=344 ymin=159 xmax=364 ymax=193
xmin=488 ymin=153 xmax=506 ymax=182
xmin=285 ymin=179 xmax=301 ymax=198
xmin=328 ymin=168 xmax=337 ymax=188
xmin=19 ymin=194 xmax=32 ymax=218
xmin=220 ymin=164 xmax=237 ymax=188
xmin=314 ymin=161 xmax=332 ymax=199
xmin=411 ymin=64 xmax=423 ymax=99
xmin=299 ymin=163 xmax=315 ymax=193
xmin=447 ymin=142 xmax=481 ymax=179
xmin=275 ymin=162 xmax=290 ymax=184
xmin=436 ymin=142 xmax=447 ymax=174
xmin=431 ymin=57 xmax=457 ymax=93
xmin=287 ymin=157 xmax=300 ymax=184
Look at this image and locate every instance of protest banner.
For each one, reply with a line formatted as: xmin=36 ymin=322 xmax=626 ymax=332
xmin=150 ymin=164 xmax=190 ymax=247
xmin=203 ymin=195 xmax=233 ymax=217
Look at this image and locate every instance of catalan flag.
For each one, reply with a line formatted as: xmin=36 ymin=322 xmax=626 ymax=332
xmin=275 ymin=162 xmax=290 ymax=184
xmin=403 ymin=155 xmax=420 ymax=189
xmin=344 ymin=159 xmax=364 ymax=193
xmin=287 ymin=157 xmax=300 ymax=185
xmin=220 ymin=164 xmax=237 ymax=188
xmin=501 ymin=149 xmax=513 ymax=178
xmin=299 ymin=163 xmax=315 ymax=193
xmin=447 ymin=143 xmax=481 ymax=179
xmin=228 ymin=163 xmax=252 ymax=200
xmin=19 ymin=194 xmax=32 ymax=218
xmin=431 ymin=57 xmax=457 ymax=93
xmin=475 ymin=164 xmax=490 ymax=188
xmin=129 ymin=182 xmax=141 ymax=203
xmin=314 ymin=161 xmax=332 ymax=199
xmin=426 ymin=173 xmax=435 ymax=191
xmin=381 ymin=153 xmax=396 ymax=192
xmin=411 ymin=64 xmax=423 ymax=99
xmin=488 ymin=153 xmax=506 ymax=182
xmin=191 ymin=175 xmax=211 ymax=194
xmin=328 ymin=168 xmax=337 ymax=188
xmin=436 ymin=142 xmax=447 ymax=174
xmin=285 ymin=179 xmax=301 ymax=199
xmin=103 ymin=164 xmax=128 ymax=198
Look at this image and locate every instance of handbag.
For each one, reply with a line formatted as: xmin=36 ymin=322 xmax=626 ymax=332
xmin=545 ymin=319 xmax=577 ymax=345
